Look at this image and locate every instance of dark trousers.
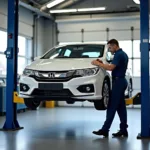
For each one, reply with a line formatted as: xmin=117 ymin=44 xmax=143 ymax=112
xmin=102 ymin=78 xmax=128 ymax=132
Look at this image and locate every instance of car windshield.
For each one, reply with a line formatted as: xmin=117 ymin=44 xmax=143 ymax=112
xmin=41 ymin=44 xmax=105 ymax=59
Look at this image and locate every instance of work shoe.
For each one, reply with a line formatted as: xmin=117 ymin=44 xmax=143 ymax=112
xmin=92 ymin=129 xmax=109 ymax=137
xmin=112 ymin=130 xmax=128 ymax=137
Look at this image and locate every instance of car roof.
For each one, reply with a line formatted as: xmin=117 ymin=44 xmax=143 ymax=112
xmin=55 ymin=42 xmax=106 ymax=48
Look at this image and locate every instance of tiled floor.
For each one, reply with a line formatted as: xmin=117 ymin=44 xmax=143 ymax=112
xmin=0 ymin=107 xmax=149 ymax=150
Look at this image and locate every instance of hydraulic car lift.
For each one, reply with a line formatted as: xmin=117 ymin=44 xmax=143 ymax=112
xmin=137 ymin=0 xmax=150 ymax=139
xmin=1 ymin=0 xmax=150 ymax=139
xmin=0 ymin=0 xmax=23 ymax=131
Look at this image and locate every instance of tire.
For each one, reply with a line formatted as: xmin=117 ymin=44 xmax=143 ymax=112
xmin=66 ymin=101 xmax=75 ymax=104
xmin=94 ymin=80 xmax=110 ymax=110
xmin=24 ymin=98 xmax=41 ymax=110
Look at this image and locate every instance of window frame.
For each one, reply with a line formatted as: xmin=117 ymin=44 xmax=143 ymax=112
xmin=0 ymin=29 xmax=32 ymax=76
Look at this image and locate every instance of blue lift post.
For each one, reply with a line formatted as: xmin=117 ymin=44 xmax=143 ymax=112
xmin=0 ymin=0 xmax=23 ymax=130
xmin=137 ymin=0 xmax=150 ymax=139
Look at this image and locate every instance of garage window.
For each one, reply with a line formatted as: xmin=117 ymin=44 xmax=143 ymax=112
xmin=119 ymin=40 xmax=132 ymax=58
xmin=133 ymin=59 xmax=140 ymax=77
xmin=0 ymin=54 xmax=6 ymax=75
xmin=133 ymin=40 xmax=140 ymax=58
xmin=0 ymin=30 xmax=32 ymax=75
xmin=18 ymin=36 xmax=26 ymax=56
xmin=0 ymin=31 xmax=7 ymax=52
xmin=132 ymin=40 xmax=140 ymax=76
xmin=128 ymin=59 xmax=132 ymax=70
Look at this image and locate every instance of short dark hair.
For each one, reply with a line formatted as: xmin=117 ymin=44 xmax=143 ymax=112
xmin=107 ymin=39 xmax=119 ymax=47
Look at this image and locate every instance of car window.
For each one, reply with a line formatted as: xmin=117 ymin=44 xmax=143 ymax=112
xmin=42 ymin=45 xmax=105 ymax=59
xmin=64 ymin=49 xmax=71 ymax=57
xmin=49 ymin=49 xmax=62 ymax=59
xmin=82 ymin=52 xmax=100 ymax=57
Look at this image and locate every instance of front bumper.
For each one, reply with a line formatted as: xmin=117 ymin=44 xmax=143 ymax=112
xmin=19 ymin=74 xmax=103 ymax=101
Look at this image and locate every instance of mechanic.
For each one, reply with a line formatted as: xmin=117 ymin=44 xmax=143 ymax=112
xmin=91 ymin=39 xmax=129 ymax=138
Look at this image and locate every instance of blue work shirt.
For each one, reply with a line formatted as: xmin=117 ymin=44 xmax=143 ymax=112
xmin=111 ymin=49 xmax=128 ymax=77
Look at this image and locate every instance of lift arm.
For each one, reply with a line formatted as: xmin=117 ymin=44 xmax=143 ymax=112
xmin=13 ymin=92 xmax=24 ymax=104
xmin=125 ymin=93 xmax=141 ymax=105
xmin=13 ymin=91 xmax=141 ymax=106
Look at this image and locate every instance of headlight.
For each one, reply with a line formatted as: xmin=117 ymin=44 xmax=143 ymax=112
xmin=23 ymin=69 xmax=34 ymax=76
xmin=74 ymin=68 xmax=99 ymax=77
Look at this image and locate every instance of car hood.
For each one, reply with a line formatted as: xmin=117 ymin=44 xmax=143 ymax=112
xmin=26 ymin=58 xmax=105 ymax=71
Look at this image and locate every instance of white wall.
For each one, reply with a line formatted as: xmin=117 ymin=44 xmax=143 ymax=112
xmin=35 ymin=17 xmax=57 ymax=57
xmin=0 ymin=0 xmax=33 ymax=37
xmin=36 ymin=17 xmax=45 ymax=56
xmin=43 ymin=19 xmax=57 ymax=52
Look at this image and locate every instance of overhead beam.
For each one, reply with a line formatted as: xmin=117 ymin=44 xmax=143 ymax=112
xmin=29 ymin=0 xmax=42 ymax=7
xmin=55 ymin=0 xmax=83 ymax=9
xmin=19 ymin=1 xmax=54 ymax=20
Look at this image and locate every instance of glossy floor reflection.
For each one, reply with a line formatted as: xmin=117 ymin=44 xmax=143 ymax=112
xmin=0 ymin=107 xmax=150 ymax=150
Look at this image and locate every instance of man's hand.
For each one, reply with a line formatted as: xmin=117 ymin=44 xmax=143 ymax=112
xmin=91 ymin=60 xmax=101 ymax=66
xmin=96 ymin=59 xmax=103 ymax=63
xmin=91 ymin=59 xmax=116 ymax=71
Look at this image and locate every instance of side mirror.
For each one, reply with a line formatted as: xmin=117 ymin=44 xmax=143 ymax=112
xmin=34 ymin=56 xmax=41 ymax=61
xmin=106 ymin=52 xmax=114 ymax=63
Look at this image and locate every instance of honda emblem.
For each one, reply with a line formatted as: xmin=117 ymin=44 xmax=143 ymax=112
xmin=48 ymin=72 xmax=55 ymax=78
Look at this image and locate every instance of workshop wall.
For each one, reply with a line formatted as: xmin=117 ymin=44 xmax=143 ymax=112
xmin=35 ymin=17 xmax=57 ymax=57
xmin=0 ymin=0 xmax=33 ymax=37
xmin=35 ymin=17 xmax=45 ymax=57
xmin=56 ymin=15 xmax=141 ymax=42
xmin=44 ymin=19 xmax=57 ymax=51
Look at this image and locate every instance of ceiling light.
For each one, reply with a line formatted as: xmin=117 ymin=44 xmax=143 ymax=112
xmin=50 ymin=9 xmax=77 ymax=13
xmin=47 ymin=0 xmax=65 ymax=8
xmin=78 ymin=7 xmax=106 ymax=12
xmin=133 ymin=0 xmax=140 ymax=4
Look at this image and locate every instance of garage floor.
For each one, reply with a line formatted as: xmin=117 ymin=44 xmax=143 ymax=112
xmin=0 ymin=107 xmax=149 ymax=150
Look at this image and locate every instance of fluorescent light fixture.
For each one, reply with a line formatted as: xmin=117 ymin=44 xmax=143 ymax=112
xmin=78 ymin=7 xmax=106 ymax=12
xmin=50 ymin=9 xmax=77 ymax=13
xmin=50 ymin=7 xmax=106 ymax=14
xmin=47 ymin=0 xmax=65 ymax=8
xmin=133 ymin=0 xmax=140 ymax=4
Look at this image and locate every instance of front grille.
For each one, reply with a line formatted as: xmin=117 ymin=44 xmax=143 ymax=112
xmin=31 ymin=89 xmax=73 ymax=97
xmin=33 ymin=76 xmax=73 ymax=82
xmin=32 ymin=70 xmax=75 ymax=82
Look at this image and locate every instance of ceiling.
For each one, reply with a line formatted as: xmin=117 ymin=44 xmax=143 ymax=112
xmin=32 ymin=0 xmax=50 ymax=5
xmin=21 ymin=0 xmax=147 ymax=16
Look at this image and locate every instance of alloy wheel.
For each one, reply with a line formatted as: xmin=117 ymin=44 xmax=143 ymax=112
xmin=103 ymin=83 xmax=110 ymax=108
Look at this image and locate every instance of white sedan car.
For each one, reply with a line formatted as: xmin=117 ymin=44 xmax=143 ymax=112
xmin=19 ymin=43 xmax=133 ymax=110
